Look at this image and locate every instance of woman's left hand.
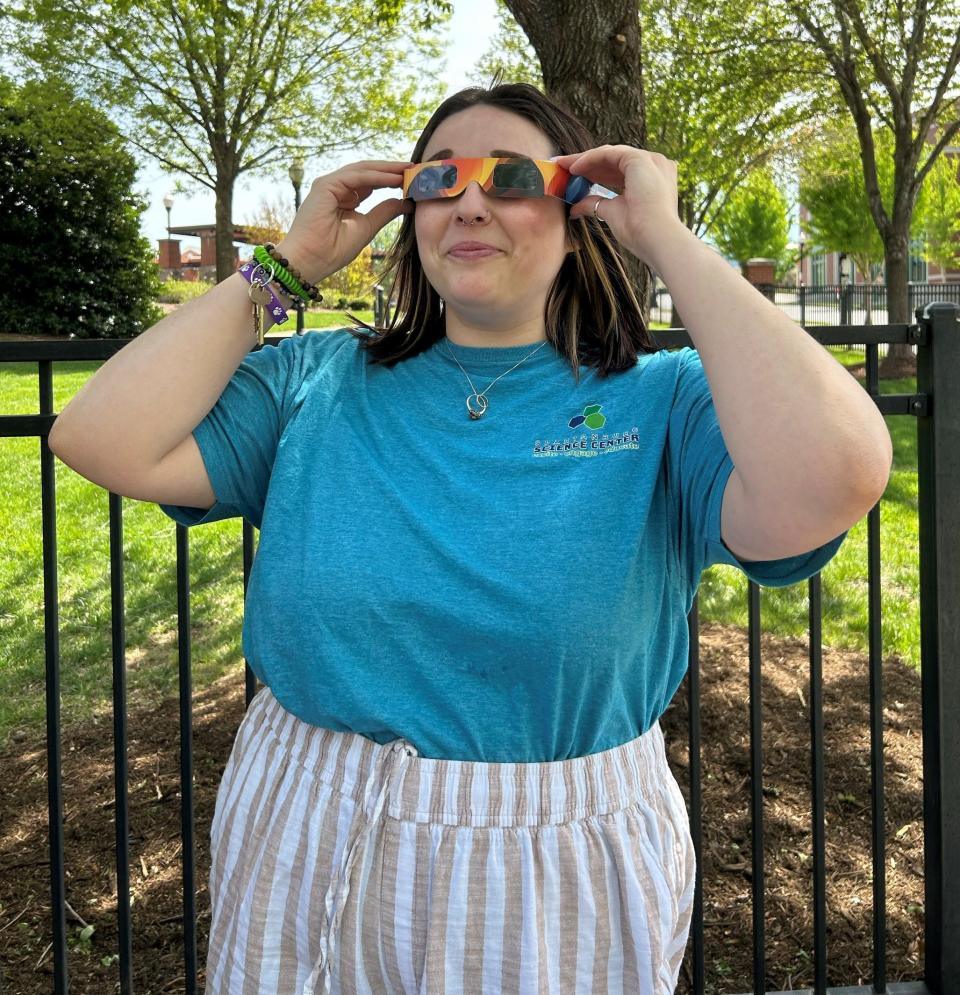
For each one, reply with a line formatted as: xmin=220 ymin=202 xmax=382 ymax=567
xmin=551 ymin=145 xmax=683 ymax=266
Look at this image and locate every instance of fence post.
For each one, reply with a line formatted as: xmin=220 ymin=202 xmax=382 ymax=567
xmin=916 ymin=301 xmax=960 ymax=995
xmin=375 ymin=284 xmax=384 ymax=327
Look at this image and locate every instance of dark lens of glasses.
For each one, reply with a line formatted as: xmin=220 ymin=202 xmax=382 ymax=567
xmin=492 ymin=160 xmax=544 ymax=197
xmin=409 ymin=164 xmax=458 ymax=198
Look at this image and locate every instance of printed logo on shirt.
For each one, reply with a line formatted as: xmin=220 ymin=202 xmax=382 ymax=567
xmin=568 ymin=403 xmax=607 ymax=430
xmin=532 ymin=403 xmax=640 ymax=458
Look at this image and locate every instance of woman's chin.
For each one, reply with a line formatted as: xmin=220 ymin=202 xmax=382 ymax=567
xmin=444 ymin=290 xmax=504 ymax=315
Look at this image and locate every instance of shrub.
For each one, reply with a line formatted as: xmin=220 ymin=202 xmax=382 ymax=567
xmin=157 ymin=278 xmax=215 ymax=304
xmin=0 ymin=75 xmax=162 ymax=338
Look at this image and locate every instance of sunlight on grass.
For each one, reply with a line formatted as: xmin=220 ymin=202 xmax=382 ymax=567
xmin=0 ymin=340 xmax=923 ymax=741
xmin=697 ymin=470 xmax=919 ymax=667
xmin=272 ymin=310 xmax=373 ymax=332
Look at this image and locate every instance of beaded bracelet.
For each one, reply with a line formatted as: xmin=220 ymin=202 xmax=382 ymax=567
xmin=262 ymin=243 xmax=323 ymax=302
xmin=253 ymin=245 xmax=322 ymax=305
xmin=252 ymin=245 xmax=308 ymax=301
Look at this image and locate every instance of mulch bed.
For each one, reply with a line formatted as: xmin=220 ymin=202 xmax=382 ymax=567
xmin=0 ymin=621 xmax=924 ymax=994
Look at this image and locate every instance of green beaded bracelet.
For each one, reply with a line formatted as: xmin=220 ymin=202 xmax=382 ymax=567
xmin=253 ymin=245 xmax=309 ymax=301
xmin=253 ymin=245 xmax=311 ymax=303
xmin=261 ymin=242 xmax=324 ymax=303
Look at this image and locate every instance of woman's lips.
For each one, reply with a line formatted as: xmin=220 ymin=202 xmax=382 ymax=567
xmin=448 ymin=247 xmax=501 ymax=259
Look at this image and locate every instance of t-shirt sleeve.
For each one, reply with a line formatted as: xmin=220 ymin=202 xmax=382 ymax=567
xmin=666 ymin=346 xmax=849 ymax=590
xmin=157 ymin=333 xmax=307 ymax=529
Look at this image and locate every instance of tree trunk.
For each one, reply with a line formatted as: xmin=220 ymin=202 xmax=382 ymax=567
xmin=214 ymin=172 xmax=236 ymax=284
xmin=503 ymin=0 xmax=655 ymax=320
xmin=881 ymin=226 xmax=917 ymax=378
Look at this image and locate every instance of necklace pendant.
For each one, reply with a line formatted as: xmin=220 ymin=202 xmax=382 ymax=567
xmin=466 ymin=393 xmax=488 ymax=420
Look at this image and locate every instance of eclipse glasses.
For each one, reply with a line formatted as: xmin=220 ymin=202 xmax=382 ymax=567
xmin=402 ymin=157 xmax=595 ymax=205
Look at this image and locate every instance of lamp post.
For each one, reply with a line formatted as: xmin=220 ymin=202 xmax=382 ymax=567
xmin=838 ymin=251 xmax=850 ymax=324
xmin=288 ymin=159 xmax=305 ymax=334
xmin=163 ymin=193 xmax=174 ymax=240
xmin=162 ymin=193 xmax=174 ymax=277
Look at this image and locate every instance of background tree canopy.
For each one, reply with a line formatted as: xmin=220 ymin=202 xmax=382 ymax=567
xmin=10 ymin=0 xmax=450 ymax=281
xmin=710 ymin=168 xmax=792 ymax=277
xmin=0 ymin=75 xmax=161 ymax=338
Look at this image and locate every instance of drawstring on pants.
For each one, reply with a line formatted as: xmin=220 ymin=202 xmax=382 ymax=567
xmin=303 ymin=737 xmax=417 ymax=995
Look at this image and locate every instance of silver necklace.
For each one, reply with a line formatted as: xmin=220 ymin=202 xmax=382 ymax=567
xmin=442 ymin=337 xmax=548 ymax=420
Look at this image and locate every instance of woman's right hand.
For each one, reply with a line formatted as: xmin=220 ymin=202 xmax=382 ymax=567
xmin=273 ymin=159 xmax=415 ymax=286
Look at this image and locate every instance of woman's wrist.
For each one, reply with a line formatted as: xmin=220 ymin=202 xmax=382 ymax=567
xmin=273 ymin=240 xmax=327 ymax=288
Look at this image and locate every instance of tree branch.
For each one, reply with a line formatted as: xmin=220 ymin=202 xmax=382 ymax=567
xmin=912 ymin=26 xmax=960 ymax=147
xmin=900 ymin=0 xmax=928 ymax=101
xmin=913 ymin=104 xmax=960 ymax=193
xmin=833 ymin=0 xmax=907 ymax=123
xmin=123 ymin=132 xmax=214 ymax=190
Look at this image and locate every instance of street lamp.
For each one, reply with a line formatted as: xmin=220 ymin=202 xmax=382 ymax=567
xmin=288 ymin=158 xmax=305 ymax=333
xmin=798 ymin=238 xmax=805 ymax=288
xmin=162 ymin=192 xmax=174 ymax=240
xmin=162 ymin=193 xmax=175 ymax=278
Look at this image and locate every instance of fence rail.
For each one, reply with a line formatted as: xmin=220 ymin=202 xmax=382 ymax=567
xmin=651 ymin=282 xmax=960 ymax=336
xmin=1 ymin=303 xmax=958 ymax=994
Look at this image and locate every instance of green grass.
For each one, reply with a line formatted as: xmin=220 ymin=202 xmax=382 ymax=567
xmin=272 ymin=308 xmax=375 ymax=332
xmin=0 ymin=341 xmax=921 ymax=744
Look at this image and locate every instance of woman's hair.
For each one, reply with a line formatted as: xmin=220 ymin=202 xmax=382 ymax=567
xmin=347 ymin=80 xmax=660 ymax=380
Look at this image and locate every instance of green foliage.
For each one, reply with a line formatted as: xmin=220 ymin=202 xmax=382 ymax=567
xmin=711 ymin=167 xmax=791 ymax=273
xmin=67 ymin=923 xmax=95 ymax=955
xmin=470 ymin=0 xmax=542 ymax=87
xmin=640 ymin=0 xmax=831 ymax=238
xmin=915 ymin=152 xmax=960 ymax=272
xmin=12 ymin=0 xmax=450 ymax=191
xmin=474 ymin=0 xmax=828 ymax=247
xmin=156 ymin=278 xmax=215 ymax=304
xmin=318 ymin=246 xmax=378 ymax=302
xmin=9 ymin=0 xmax=450 ymax=281
xmin=369 ymin=217 xmax=404 ymax=257
xmin=798 ymin=121 xmax=926 ymax=284
xmin=0 ymin=75 xmax=162 ymax=338
xmin=799 ymin=122 xmax=891 ymax=258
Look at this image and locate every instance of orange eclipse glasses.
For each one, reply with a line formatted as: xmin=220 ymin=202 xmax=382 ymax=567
xmin=401 ymin=156 xmax=593 ymax=205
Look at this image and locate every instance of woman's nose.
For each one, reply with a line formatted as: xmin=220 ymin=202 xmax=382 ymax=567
xmin=455 ymin=181 xmax=491 ymax=223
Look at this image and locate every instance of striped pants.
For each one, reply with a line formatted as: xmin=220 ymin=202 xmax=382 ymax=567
xmin=205 ymin=687 xmax=696 ymax=995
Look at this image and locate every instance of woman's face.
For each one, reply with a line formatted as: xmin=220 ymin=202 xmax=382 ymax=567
xmin=413 ymin=105 xmax=574 ymax=327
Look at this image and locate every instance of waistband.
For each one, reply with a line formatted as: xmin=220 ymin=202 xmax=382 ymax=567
xmin=249 ymin=687 xmax=674 ymax=828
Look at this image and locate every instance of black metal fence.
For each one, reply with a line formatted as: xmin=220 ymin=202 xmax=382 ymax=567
xmin=652 ymin=283 xmax=960 ymax=346
xmin=1 ymin=302 xmax=958 ymax=994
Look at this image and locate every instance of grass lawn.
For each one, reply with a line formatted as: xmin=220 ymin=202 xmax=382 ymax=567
xmin=0 ymin=338 xmax=920 ymax=743
xmin=271 ymin=307 xmax=375 ymax=332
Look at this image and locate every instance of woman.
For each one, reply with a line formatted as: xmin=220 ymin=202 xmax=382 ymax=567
xmin=48 ymin=83 xmax=891 ymax=994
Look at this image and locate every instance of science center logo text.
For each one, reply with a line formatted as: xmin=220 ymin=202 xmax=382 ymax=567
xmin=532 ymin=428 xmax=641 ymax=458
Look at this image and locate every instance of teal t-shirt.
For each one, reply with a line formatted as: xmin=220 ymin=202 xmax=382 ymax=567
xmin=159 ymin=330 xmax=848 ymax=762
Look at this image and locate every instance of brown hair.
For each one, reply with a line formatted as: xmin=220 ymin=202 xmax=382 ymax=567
xmin=347 ymin=81 xmax=660 ymax=380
